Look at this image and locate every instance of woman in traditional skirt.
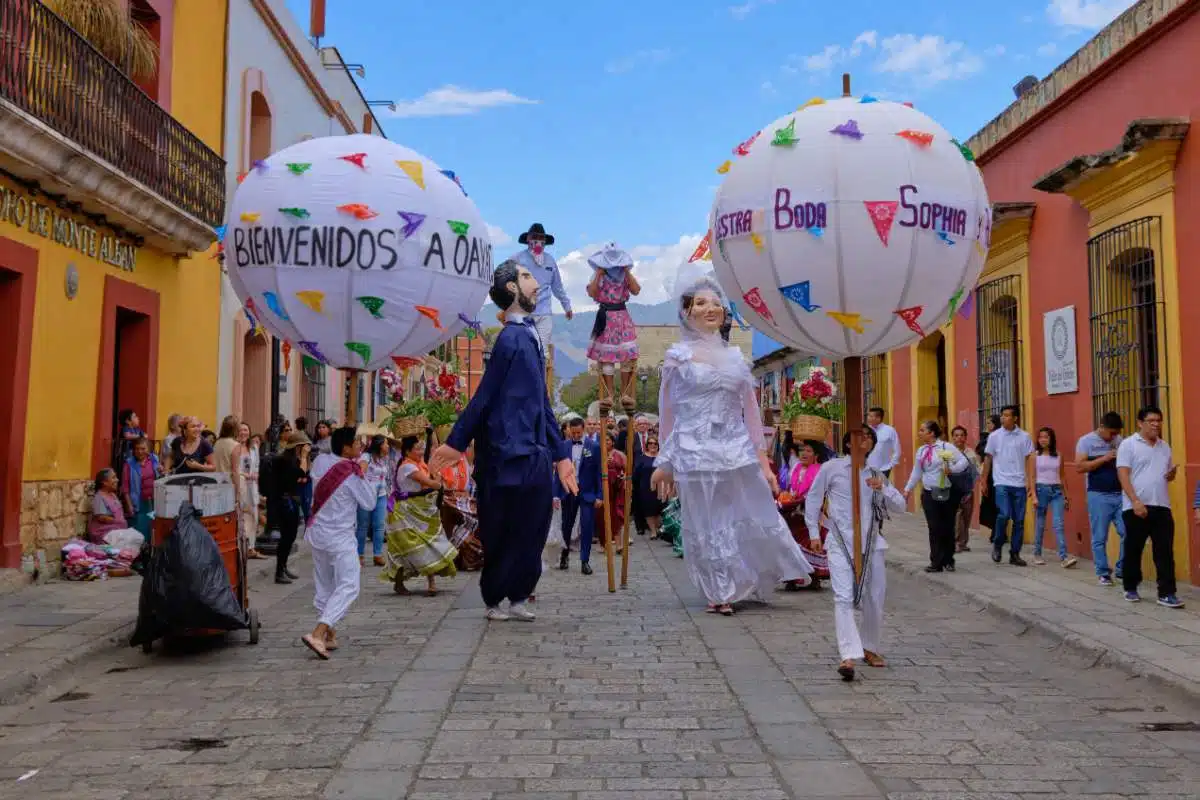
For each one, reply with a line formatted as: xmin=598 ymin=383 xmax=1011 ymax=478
xmin=438 ymin=444 xmax=479 ymax=560
xmin=778 ymin=439 xmax=830 ymax=590
xmin=661 ymin=497 xmax=684 ymax=558
xmin=382 ymin=435 xmax=458 ymax=596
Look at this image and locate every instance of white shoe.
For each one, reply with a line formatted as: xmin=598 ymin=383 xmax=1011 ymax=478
xmin=486 ymin=607 xmax=509 ymax=621
xmin=508 ymin=602 xmax=536 ymax=621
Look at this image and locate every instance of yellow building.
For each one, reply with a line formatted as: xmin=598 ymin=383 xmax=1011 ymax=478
xmin=635 ymin=324 xmax=753 ymax=368
xmin=1 ymin=0 xmax=227 ymax=567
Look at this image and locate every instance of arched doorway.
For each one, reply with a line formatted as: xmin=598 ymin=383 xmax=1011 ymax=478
xmin=915 ymin=331 xmax=947 ymax=434
xmin=242 ymin=330 xmax=270 ymax=434
xmin=249 ymin=91 xmax=271 ymax=163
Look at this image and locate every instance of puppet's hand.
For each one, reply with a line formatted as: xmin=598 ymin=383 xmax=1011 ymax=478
xmin=556 ymin=459 xmax=579 ymax=495
xmin=565 ymin=310 xmax=574 ymax=321
xmin=651 ymin=468 xmax=675 ymax=501
xmin=428 ymin=445 xmax=461 ymax=474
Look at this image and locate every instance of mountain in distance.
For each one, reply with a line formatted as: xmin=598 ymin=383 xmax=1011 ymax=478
xmin=479 ymin=301 xmax=678 ymax=381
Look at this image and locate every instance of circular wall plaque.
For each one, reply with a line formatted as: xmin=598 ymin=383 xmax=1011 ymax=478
xmin=64 ymin=264 xmax=79 ymax=299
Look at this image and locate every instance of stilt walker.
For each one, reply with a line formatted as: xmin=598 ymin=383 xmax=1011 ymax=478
xmin=585 ymin=242 xmax=641 ymax=592
xmin=706 ymin=72 xmax=991 ymax=673
xmin=620 ymin=389 xmax=634 ymax=588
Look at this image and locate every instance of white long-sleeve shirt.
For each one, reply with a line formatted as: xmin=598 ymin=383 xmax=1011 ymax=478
xmin=805 ymin=457 xmax=906 ymax=554
xmin=904 ymin=441 xmax=970 ymax=493
xmin=867 ymin=423 xmax=901 ymax=472
xmin=305 ymin=456 xmax=377 ymax=553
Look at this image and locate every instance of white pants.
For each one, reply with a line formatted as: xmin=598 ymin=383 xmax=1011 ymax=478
xmin=312 ymin=547 xmax=361 ymax=628
xmin=532 ymin=314 xmax=553 ymax=352
xmin=827 ymin=545 xmax=886 ymax=661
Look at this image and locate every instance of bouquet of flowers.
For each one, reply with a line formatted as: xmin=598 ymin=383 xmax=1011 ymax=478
xmin=780 ymin=366 xmax=843 ymax=422
xmin=378 ymin=368 xmax=405 ymax=404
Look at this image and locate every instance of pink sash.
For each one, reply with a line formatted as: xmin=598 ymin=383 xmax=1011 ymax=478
xmin=311 ymin=459 xmax=360 ymax=520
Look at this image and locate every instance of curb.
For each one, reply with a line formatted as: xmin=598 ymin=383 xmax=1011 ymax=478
xmin=0 ymin=556 xmax=284 ymax=706
xmin=885 ymin=555 xmax=1200 ymax=700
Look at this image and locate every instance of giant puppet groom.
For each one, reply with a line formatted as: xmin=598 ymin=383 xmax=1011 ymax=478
xmin=510 ymin=223 xmax=573 ymax=352
xmin=430 ymin=260 xmax=579 ymax=621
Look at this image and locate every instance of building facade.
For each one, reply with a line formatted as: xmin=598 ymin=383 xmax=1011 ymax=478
xmin=1 ymin=0 xmax=227 ymax=567
xmin=215 ymin=0 xmax=385 ymax=435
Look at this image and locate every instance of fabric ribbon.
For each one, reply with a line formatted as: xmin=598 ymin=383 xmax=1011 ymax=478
xmin=591 ymin=301 xmax=627 ymax=341
xmin=310 ymin=458 xmax=361 ymax=520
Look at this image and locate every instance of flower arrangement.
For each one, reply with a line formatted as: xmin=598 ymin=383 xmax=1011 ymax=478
xmin=780 ymin=366 xmax=843 ymax=422
xmin=378 ymin=368 xmax=405 ymax=404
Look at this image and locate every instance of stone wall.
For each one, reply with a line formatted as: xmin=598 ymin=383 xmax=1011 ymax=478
xmin=19 ymin=479 xmax=92 ymax=563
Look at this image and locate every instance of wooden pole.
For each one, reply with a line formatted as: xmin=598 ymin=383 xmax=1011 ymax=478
xmin=842 ymin=72 xmax=851 ymax=97
xmin=620 ymin=412 xmax=634 ymax=589
xmin=599 ymin=400 xmax=617 ymax=593
xmin=843 ymin=357 xmax=864 ymax=583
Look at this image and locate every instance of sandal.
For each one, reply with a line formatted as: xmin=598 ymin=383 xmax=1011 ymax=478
xmin=705 ymin=604 xmax=718 ymax=614
xmin=862 ymin=651 xmax=886 ymax=668
xmin=837 ymin=660 xmax=856 ymax=681
xmin=301 ymin=634 xmax=329 ymax=660
xmin=718 ymin=604 xmax=734 ymax=616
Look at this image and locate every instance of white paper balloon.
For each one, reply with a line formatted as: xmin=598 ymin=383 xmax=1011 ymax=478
xmin=224 ymin=134 xmax=492 ymax=370
xmin=709 ymin=97 xmax=991 ymax=359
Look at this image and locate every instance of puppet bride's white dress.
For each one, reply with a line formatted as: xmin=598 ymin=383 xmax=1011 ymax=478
xmin=656 ymin=339 xmax=813 ymax=606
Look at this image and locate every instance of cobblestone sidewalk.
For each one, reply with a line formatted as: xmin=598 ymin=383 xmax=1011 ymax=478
xmin=882 ymin=512 xmax=1200 ymax=697
xmin=2 ymin=531 xmax=1200 ymax=799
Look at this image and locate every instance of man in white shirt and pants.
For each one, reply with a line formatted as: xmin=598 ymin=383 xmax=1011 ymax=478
xmin=301 ymin=426 xmax=379 ymax=659
xmin=806 ymin=425 xmax=906 ymax=682
xmin=981 ymin=405 xmax=1034 ymax=566
xmin=866 ymin=407 xmax=901 ymax=479
xmin=1116 ymin=405 xmax=1183 ymax=608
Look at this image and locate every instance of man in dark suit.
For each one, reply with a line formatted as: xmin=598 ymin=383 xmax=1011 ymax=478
xmin=574 ymin=433 xmax=602 ymax=575
xmin=616 ymin=414 xmax=651 ymax=533
xmin=555 ymin=418 xmax=587 ymax=572
xmin=430 ymin=261 xmax=578 ymax=621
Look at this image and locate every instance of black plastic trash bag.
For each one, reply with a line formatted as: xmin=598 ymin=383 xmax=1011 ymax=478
xmin=130 ymin=501 xmax=246 ymax=647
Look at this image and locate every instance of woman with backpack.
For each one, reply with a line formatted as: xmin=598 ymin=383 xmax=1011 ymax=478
xmin=950 ymin=425 xmax=982 ymax=553
xmin=903 ymin=420 xmax=971 ymax=573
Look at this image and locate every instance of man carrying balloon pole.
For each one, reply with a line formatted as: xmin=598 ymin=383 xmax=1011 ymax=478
xmin=510 ymin=223 xmax=573 ymax=356
xmin=429 ymin=260 xmax=579 ymax=622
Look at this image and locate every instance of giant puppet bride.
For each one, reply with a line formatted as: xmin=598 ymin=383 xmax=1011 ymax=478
xmin=650 ymin=266 xmax=812 ymax=615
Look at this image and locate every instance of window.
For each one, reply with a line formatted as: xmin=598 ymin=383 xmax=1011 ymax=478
xmin=301 ymin=358 xmax=326 ymax=421
xmin=975 ymin=275 xmax=1022 ymax=431
xmin=1087 ymin=217 xmax=1167 ymax=434
xmin=862 ymin=354 xmax=889 ymax=414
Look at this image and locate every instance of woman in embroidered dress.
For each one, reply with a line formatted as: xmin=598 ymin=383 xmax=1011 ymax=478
xmin=650 ymin=269 xmax=812 ymax=615
xmin=382 ymin=435 xmax=458 ymax=596
xmin=586 ymin=243 xmax=641 ymax=409
xmin=778 ymin=439 xmax=831 ymax=590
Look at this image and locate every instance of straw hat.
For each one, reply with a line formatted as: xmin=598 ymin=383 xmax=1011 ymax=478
xmin=356 ymin=421 xmax=380 ymax=439
xmin=282 ymin=431 xmax=312 ymax=450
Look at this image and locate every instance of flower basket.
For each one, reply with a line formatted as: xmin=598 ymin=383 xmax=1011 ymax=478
xmin=434 ymin=424 xmax=453 ymax=443
xmin=388 ymin=415 xmax=429 ymax=439
xmin=788 ymin=414 xmax=832 ymax=441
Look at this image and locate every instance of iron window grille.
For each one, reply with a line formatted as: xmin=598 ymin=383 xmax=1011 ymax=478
xmin=975 ymin=274 xmax=1023 ymax=431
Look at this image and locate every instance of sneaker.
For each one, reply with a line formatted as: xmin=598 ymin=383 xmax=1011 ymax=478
xmin=1061 ymin=557 xmax=1078 ymax=569
xmin=1032 ymin=557 xmax=1046 ymax=566
xmin=1009 ymin=555 xmax=1028 ymax=567
xmin=508 ymin=602 xmax=536 ymax=621
xmin=1124 ymin=591 xmax=1141 ymax=603
xmin=1098 ymin=575 xmax=1114 ymax=586
xmin=1158 ymin=595 xmax=1185 ymax=609
xmin=486 ymin=607 xmax=510 ymax=621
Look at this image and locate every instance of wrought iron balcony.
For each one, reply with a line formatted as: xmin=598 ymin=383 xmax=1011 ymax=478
xmin=0 ymin=0 xmax=225 ymax=255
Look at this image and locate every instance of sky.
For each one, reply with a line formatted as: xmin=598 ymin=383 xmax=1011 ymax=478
xmin=285 ymin=0 xmax=1137 ymax=311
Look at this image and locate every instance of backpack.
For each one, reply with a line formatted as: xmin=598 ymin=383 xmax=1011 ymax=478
xmin=948 ymin=448 xmax=979 ymax=495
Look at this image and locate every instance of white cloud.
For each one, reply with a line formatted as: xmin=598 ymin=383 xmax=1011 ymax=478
xmin=760 ymin=80 xmax=777 ymax=96
xmin=554 ymin=235 xmax=705 ymax=312
xmin=486 ymin=224 xmax=512 ymax=246
xmin=605 ymin=48 xmax=672 ymax=74
xmin=1047 ymin=0 xmax=1136 ymax=30
xmin=730 ymin=0 xmax=777 ymax=20
xmin=1037 ymin=41 xmax=1059 ymax=57
xmin=876 ymin=34 xmax=983 ymax=83
xmin=794 ymin=30 xmax=877 ymax=73
xmin=390 ymin=85 xmax=538 ymax=118
xmin=985 ymin=44 xmax=1007 ymax=57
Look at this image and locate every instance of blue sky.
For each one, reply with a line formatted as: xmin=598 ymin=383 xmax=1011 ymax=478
xmin=285 ymin=0 xmax=1135 ymax=309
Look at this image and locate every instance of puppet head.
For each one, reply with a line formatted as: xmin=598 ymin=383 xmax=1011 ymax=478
xmin=490 ymin=259 xmax=538 ymax=315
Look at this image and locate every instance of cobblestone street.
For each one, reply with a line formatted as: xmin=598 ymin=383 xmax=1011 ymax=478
xmin=3 ymin=528 xmax=1200 ymax=800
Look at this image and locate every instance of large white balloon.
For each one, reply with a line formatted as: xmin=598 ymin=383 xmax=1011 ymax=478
xmin=225 ymin=134 xmax=492 ymax=370
xmin=710 ymin=97 xmax=991 ymax=359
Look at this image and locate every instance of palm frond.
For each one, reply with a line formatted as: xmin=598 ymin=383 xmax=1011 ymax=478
xmin=42 ymin=0 xmax=159 ymax=79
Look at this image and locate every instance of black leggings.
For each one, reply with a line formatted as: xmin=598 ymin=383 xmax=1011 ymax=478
xmin=273 ymin=498 xmax=300 ymax=575
xmin=922 ymin=489 xmax=960 ymax=568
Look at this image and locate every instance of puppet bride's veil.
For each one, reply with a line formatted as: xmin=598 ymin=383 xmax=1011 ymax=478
xmin=671 ymin=261 xmax=733 ymax=359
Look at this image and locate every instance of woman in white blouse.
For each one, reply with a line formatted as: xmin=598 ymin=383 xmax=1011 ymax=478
xmin=903 ymin=420 xmax=969 ymax=573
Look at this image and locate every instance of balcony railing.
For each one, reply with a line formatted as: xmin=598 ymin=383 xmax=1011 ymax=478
xmin=0 ymin=0 xmax=224 ymax=228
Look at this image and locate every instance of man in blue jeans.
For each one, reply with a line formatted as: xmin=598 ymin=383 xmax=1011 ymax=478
xmin=1075 ymin=411 xmax=1126 ymax=586
xmin=980 ymin=405 xmax=1034 ymax=566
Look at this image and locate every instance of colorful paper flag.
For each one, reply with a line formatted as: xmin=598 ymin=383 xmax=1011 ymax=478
xmin=458 ymin=313 xmax=483 ymax=335
xmin=958 ymin=292 xmax=975 ymax=320
xmin=827 ymin=310 xmax=867 ymax=334
xmin=286 ymin=162 xmax=312 ymax=175
xmin=903 ymin=101 xmax=914 ymax=108
xmin=779 ymin=281 xmax=821 ymax=312
xmin=440 ymin=169 xmax=467 ymax=195
xmin=281 ymin=340 xmax=292 ymax=371
xmin=896 ymin=129 xmax=934 ymax=147
xmin=688 ymin=231 xmax=712 ymax=263
xmin=340 ymin=152 xmax=368 ymax=169
xmin=398 ymin=211 xmax=426 ymax=239
xmin=295 ymin=290 xmax=325 ymax=313
xmin=936 ymin=231 xmax=955 ymax=246
xmin=239 ymin=212 xmax=261 ymax=223
xmin=807 ymin=226 xmax=824 ymax=238
xmin=357 ymin=296 xmax=385 ymax=319
xmin=734 ymin=131 xmax=761 ymax=156
xmin=742 ymin=288 xmax=775 ymax=324
xmin=798 ymin=97 xmax=825 ymax=110
xmin=831 ymin=119 xmax=863 ymax=139
xmin=894 ymin=306 xmax=926 ymax=337
xmin=716 ymin=160 xmax=732 ymax=174
xmin=396 ymin=160 xmax=425 ymax=188
xmin=345 ymin=341 xmax=372 ymax=365
xmin=975 ymin=240 xmax=986 ymax=258
xmin=950 ymin=138 xmax=976 ymax=162
xmin=262 ymin=291 xmax=290 ymax=320
xmin=728 ymin=303 xmax=751 ymax=331
xmin=214 ymin=225 xmax=227 ymax=242
xmin=750 ymin=232 xmax=764 ymax=253
xmin=337 ymin=203 xmax=379 ymax=220
xmin=863 ymin=201 xmax=899 ymax=246
xmin=252 ymin=159 xmax=268 ymax=174
xmin=242 ymin=308 xmax=258 ymax=332
xmin=298 ymin=340 xmax=327 ymax=363
xmin=279 ymin=207 xmax=310 ymax=219
xmin=447 ymin=220 xmax=470 ymax=236
xmin=860 ymin=95 xmax=879 ymax=104
xmin=236 ymin=172 xmax=247 ymax=184
xmin=416 ymin=305 xmax=444 ymax=329
xmin=771 ymin=118 xmax=798 ymax=147
xmin=392 ymin=355 xmax=422 ymax=370
xmin=947 ymin=287 xmax=966 ymax=318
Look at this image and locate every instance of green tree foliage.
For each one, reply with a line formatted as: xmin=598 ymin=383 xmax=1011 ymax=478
xmin=561 ymin=368 xmax=661 ymax=417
